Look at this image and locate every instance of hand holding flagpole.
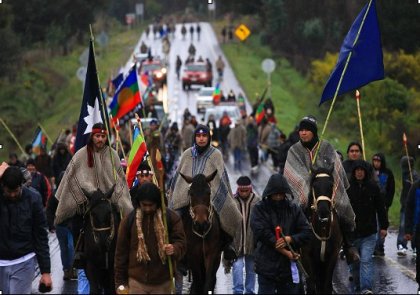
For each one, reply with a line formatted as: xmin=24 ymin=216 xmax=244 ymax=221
xmin=403 ymin=133 xmax=414 ymax=184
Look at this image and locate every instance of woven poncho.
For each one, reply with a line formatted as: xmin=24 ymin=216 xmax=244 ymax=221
xmin=284 ymin=140 xmax=355 ymax=230
xmin=54 ymin=145 xmax=133 ymax=225
xmin=169 ymin=146 xmax=242 ymax=240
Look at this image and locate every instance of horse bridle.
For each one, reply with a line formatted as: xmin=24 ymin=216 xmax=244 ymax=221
xmin=310 ymin=173 xmax=334 ymax=242
xmin=84 ymin=198 xmax=115 ymax=247
xmin=188 ymin=183 xmax=214 ymax=238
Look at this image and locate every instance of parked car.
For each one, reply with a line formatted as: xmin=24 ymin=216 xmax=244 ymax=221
xmin=203 ymin=105 xmax=241 ymax=129
xmin=139 ymin=59 xmax=167 ymax=88
xmin=182 ymin=62 xmax=212 ymax=90
xmin=196 ymin=86 xmax=215 ymax=114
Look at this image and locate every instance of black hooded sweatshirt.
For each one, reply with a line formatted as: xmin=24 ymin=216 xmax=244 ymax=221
xmin=250 ymin=174 xmax=311 ymax=282
xmin=372 ymin=153 xmax=395 ymax=208
xmin=347 ymin=160 xmax=389 ymax=239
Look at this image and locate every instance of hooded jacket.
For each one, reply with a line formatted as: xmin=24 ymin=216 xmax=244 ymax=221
xmin=347 ymin=160 xmax=389 ymax=238
xmin=372 ymin=153 xmax=395 ymax=208
xmin=251 ymin=174 xmax=311 ymax=282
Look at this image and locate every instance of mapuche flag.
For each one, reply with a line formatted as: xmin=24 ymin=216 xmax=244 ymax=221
xmin=75 ymin=39 xmax=109 ymax=151
xmin=126 ymin=125 xmax=148 ymax=188
xmin=255 ymin=102 xmax=265 ymax=125
xmin=32 ymin=127 xmax=48 ymax=155
xmin=109 ymin=66 xmax=142 ymax=124
xmin=319 ymin=0 xmax=384 ymax=105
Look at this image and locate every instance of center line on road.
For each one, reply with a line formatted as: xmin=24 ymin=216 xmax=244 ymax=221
xmin=383 ymin=256 xmax=416 ymax=281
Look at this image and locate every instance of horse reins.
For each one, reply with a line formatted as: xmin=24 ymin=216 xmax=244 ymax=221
xmin=310 ymin=173 xmax=334 ymax=262
xmin=188 ymin=183 xmax=214 ymax=239
xmin=85 ymin=198 xmax=115 ymax=247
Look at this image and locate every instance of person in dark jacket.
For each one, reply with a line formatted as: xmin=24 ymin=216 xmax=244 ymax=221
xmin=26 ymin=158 xmax=51 ymax=207
xmin=0 ymin=164 xmax=52 ymax=293
xmin=398 ymin=156 xmax=419 ymax=256
xmin=347 ymin=160 xmax=388 ymax=294
xmin=251 ymin=173 xmax=311 ymax=294
xmin=114 ymin=182 xmax=186 ymax=293
xmin=404 ymin=178 xmax=420 ymax=294
xmin=52 ymin=143 xmax=72 ymax=187
xmin=371 ymin=153 xmax=395 ymax=256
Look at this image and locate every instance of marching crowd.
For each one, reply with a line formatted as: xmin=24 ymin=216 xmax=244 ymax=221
xmin=1 ymin=105 xmax=420 ymax=295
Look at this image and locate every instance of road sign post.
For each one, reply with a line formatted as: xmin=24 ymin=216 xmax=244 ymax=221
xmin=261 ymin=58 xmax=276 ymax=99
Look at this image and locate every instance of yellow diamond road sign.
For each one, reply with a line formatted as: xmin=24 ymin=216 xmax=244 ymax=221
xmin=235 ymin=24 xmax=251 ymax=41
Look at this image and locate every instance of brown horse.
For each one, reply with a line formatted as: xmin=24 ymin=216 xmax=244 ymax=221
xmin=179 ymin=170 xmax=228 ymax=294
xmin=81 ymin=186 xmax=121 ymax=294
xmin=301 ymin=168 xmax=343 ymax=294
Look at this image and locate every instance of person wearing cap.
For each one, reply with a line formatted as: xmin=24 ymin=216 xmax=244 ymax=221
xmin=169 ymin=124 xmax=242 ymax=259
xmin=230 ymin=176 xmax=260 ymax=294
xmin=115 ymin=182 xmax=186 ymax=294
xmin=284 ymin=115 xmax=359 ymax=265
xmin=0 ymin=164 xmax=53 ymax=293
xmin=250 ymin=173 xmax=311 ymax=294
xmin=346 ymin=160 xmax=388 ymax=294
xmin=129 ymin=161 xmax=154 ymax=205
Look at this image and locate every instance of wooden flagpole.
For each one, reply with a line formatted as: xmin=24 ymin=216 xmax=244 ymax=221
xmin=403 ymin=133 xmax=414 ymax=184
xmin=0 ymin=118 xmax=26 ymax=156
xmin=312 ymin=0 xmax=374 ymax=165
xmin=355 ymin=90 xmax=366 ymax=160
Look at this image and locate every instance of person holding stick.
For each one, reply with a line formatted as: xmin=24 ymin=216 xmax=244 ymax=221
xmin=250 ymin=173 xmax=311 ymax=294
xmin=114 ymin=182 xmax=186 ymax=294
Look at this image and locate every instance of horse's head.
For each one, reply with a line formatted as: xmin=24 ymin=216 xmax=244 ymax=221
xmin=181 ymin=170 xmax=217 ymax=234
xmin=310 ymin=167 xmax=334 ymax=223
xmin=82 ymin=185 xmax=116 ymax=247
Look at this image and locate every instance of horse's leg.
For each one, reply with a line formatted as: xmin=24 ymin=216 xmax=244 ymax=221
xmin=203 ymin=251 xmax=221 ymax=292
xmin=84 ymin=263 xmax=99 ymax=294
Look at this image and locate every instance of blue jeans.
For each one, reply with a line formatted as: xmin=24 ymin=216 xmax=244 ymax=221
xmin=351 ymin=233 xmax=376 ymax=292
xmin=232 ymin=255 xmax=256 ymax=294
xmin=77 ymin=269 xmax=90 ymax=294
xmin=233 ymin=148 xmax=242 ymax=171
xmin=397 ymin=208 xmax=408 ymax=249
xmin=257 ymin=275 xmax=300 ymax=294
xmin=0 ymin=256 xmax=36 ymax=294
xmin=56 ymin=225 xmax=74 ymax=271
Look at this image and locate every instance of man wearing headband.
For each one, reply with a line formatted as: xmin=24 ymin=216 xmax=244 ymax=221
xmin=54 ymin=122 xmax=133 ymax=293
xmin=284 ymin=115 xmax=359 ymax=265
xmin=169 ymin=124 xmax=242 ymax=265
xmin=230 ymin=176 xmax=260 ymax=294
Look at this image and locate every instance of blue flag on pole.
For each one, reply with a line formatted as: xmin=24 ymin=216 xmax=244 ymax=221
xmin=75 ymin=39 xmax=109 ymax=152
xmin=319 ymin=0 xmax=384 ymax=105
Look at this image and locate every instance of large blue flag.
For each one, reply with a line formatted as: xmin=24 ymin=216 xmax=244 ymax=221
xmin=319 ymin=0 xmax=384 ymax=105
xmin=75 ymin=40 xmax=109 ymax=151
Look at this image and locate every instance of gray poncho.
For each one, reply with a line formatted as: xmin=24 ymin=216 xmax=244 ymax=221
xmin=169 ymin=146 xmax=242 ymax=240
xmin=54 ymin=145 xmax=133 ymax=225
xmin=284 ymin=140 xmax=355 ymax=230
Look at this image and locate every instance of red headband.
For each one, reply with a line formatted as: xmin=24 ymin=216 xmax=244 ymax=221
xmin=91 ymin=128 xmax=107 ymax=135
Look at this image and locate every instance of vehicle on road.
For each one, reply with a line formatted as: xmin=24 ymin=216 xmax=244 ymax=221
xmin=203 ymin=105 xmax=241 ymax=129
xmin=196 ymin=86 xmax=215 ymax=114
xmin=139 ymin=58 xmax=167 ymax=88
xmin=182 ymin=62 xmax=212 ymax=90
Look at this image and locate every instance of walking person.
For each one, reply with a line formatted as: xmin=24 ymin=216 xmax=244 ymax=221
xmin=371 ymin=153 xmax=395 ymax=257
xmin=231 ymin=176 xmax=260 ymax=294
xmin=251 ymin=173 xmax=312 ymax=294
xmin=175 ymin=55 xmax=182 ymax=80
xmin=228 ymin=119 xmax=247 ymax=171
xmin=347 ymin=160 xmax=388 ymax=294
xmin=398 ymin=156 xmax=419 ymax=256
xmin=114 ymin=182 xmax=187 ymax=293
xmin=196 ymin=23 xmax=201 ymax=41
xmin=246 ymin=116 xmax=259 ymax=173
xmin=189 ymin=25 xmax=194 ymax=41
xmin=216 ymin=55 xmax=225 ymax=81
xmin=0 ymin=164 xmax=53 ymax=294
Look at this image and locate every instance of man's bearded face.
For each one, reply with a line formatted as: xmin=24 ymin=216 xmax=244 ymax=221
xmin=92 ymin=133 xmax=107 ymax=150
